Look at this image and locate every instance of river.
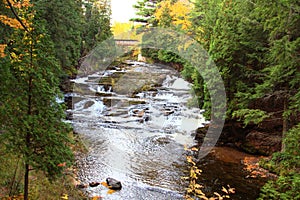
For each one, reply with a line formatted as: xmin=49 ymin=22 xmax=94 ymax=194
xmin=66 ymin=61 xmax=265 ymax=200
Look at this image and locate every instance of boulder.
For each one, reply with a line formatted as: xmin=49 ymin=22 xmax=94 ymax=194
xmin=106 ymin=178 xmax=122 ymax=190
xmin=194 ymin=125 xmax=209 ymax=144
xmin=89 ymin=182 xmax=101 ymax=187
xmin=241 ymin=131 xmax=282 ymax=155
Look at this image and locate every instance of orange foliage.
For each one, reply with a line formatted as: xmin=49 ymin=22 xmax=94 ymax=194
xmin=101 ymin=182 xmax=108 ymax=187
xmin=0 ymin=0 xmax=32 ymax=30
xmin=92 ymin=196 xmax=102 ymax=200
xmin=57 ymin=162 xmax=67 ymax=167
xmin=0 ymin=15 xmax=24 ymax=29
xmin=0 ymin=44 xmax=7 ymax=57
xmin=243 ymin=156 xmax=276 ymax=178
xmin=3 ymin=0 xmax=32 ymax=9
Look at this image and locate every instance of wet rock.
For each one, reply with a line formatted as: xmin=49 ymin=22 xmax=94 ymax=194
xmin=106 ymin=178 xmax=122 ymax=190
xmin=76 ymin=183 xmax=88 ymax=189
xmin=128 ymin=99 xmax=146 ymax=105
xmin=66 ymin=111 xmax=73 ymax=120
xmin=98 ymin=77 xmax=115 ymax=86
xmin=194 ymin=125 xmax=209 ymax=144
xmin=89 ymin=182 xmax=101 ymax=187
xmin=163 ymin=108 xmax=175 ymax=116
xmin=132 ymin=109 xmax=145 ymax=117
xmin=241 ymin=131 xmax=281 ymax=155
xmin=64 ymin=96 xmax=85 ymax=109
xmin=88 ymin=75 xmax=101 ymax=81
xmin=60 ymin=78 xmax=74 ymax=93
xmin=95 ymin=91 xmax=113 ymax=97
xmin=153 ymin=136 xmax=172 ymax=145
xmin=83 ymin=101 xmax=95 ymax=109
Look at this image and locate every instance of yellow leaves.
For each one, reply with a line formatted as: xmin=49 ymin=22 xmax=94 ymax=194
xmin=155 ymin=0 xmax=193 ymax=30
xmin=186 ymin=155 xmax=196 ymax=165
xmin=107 ymin=189 xmax=116 ymax=194
xmin=155 ymin=0 xmax=171 ymax=20
xmin=112 ymin=22 xmax=142 ymax=41
xmin=60 ymin=193 xmax=68 ymax=199
xmin=0 ymin=44 xmax=7 ymax=57
xmin=100 ymin=182 xmax=116 ymax=194
xmin=101 ymin=181 xmax=108 ymax=187
xmin=170 ymin=0 xmax=192 ymax=30
xmin=221 ymin=185 xmax=235 ymax=195
xmin=183 ymin=145 xmax=235 ymax=200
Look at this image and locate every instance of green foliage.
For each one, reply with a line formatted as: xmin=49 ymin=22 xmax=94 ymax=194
xmin=258 ymin=124 xmax=300 ymax=199
xmin=0 ymin=2 xmax=75 ymax=198
xmin=81 ymin=0 xmax=112 ymax=56
xmin=253 ymin=0 xmax=300 ymax=120
xmin=2 ymin=18 xmax=72 ymax=172
xmin=232 ymin=109 xmax=270 ymax=126
xmin=0 ymin=147 xmax=84 ymax=199
xmin=131 ymin=0 xmax=162 ymax=26
xmin=0 ymin=148 xmax=24 ymax=197
xmin=33 ymin=0 xmax=84 ymax=76
xmin=259 ymin=173 xmax=300 ymax=200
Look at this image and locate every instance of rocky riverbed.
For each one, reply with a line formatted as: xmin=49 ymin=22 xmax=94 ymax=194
xmin=65 ymin=61 xmax=269 ymax=200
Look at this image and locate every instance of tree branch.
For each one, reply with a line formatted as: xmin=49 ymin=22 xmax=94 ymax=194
xmin=6 ymin=0 xmax=29 ymax=33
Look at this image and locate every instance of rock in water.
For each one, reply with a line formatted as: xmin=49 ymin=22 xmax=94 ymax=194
xmin=106 ymin=178 xmax=122 ymax=190
xmin=89 ymin=182 xmax=100 ymax=187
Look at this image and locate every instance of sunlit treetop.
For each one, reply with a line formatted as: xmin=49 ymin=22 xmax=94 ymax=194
xmin=155 ymin=0 xmax=193 ymax=30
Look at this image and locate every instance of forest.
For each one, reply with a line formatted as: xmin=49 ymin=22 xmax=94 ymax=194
xmin=0 ymin=0 xmax=299 ymax=199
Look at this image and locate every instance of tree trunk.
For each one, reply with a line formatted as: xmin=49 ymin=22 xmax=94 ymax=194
xmin=24 ymin=72 xmax=33 ymax=199
xmin=24 ymin=163 xmax=29 ymax=200
xmin=281 ymin=95 xmax=289 ymax=152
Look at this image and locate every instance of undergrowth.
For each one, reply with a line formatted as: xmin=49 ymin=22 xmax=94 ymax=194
xmin=258 ymin=124 xmax=300 ymax=200
xmin=0 ymin=133 xmax=88 ymax=200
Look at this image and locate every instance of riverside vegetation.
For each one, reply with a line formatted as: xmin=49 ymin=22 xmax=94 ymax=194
xmin=0 ymin=0 xmax=299 ymax=199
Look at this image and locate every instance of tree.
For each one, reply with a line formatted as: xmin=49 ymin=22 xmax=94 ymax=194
xmin=0 ymin=1 xmax=73 ymax=199
xmin=155 ymin=0 xmax=192 ymax=31
xmin=130 ymin=0 xmax=162 ymax=26
xmin=112 ymin=21 xmax=142 ymax=40
xmin=253 ymin=0 xmax=300 ymax=150
xmin=32 ymin=0 xmax=84 ymax=77
xmin=81 ymin=0 xmax=112 ymax=57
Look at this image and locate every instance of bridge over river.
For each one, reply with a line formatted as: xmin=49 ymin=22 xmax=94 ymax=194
xmin=114 ymin=39 xmax=139 ymax=47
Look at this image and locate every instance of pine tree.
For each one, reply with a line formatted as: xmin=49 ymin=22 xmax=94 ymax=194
xmin=130 ymin=0 xmax=162 ymax=26
xmin=0 ymin=1 xmax=73 ymax=199
xmin=81 ymin=0 xmax=112 ymax=57
xmin=253 ymin=0 xmax=300 ymax=150
xmin=32 ymin=0 xmax=84 ymax=76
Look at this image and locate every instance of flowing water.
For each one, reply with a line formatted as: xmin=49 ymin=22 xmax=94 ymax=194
xmin=67 ymin=61 xmax=265 ymax=200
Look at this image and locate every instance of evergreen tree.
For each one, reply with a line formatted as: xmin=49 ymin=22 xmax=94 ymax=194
xmin=253 ymin=0 xmax=300 ymax=142
xmin=131 ymin=0 xmax=162 ymax=26
xmin=0 ymin=2 xmax=73 ymax=199
xmin=81 ymin=0 xmax=112 ymax=57
xmin=33 ymin=0 xmax=84 ymax=76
